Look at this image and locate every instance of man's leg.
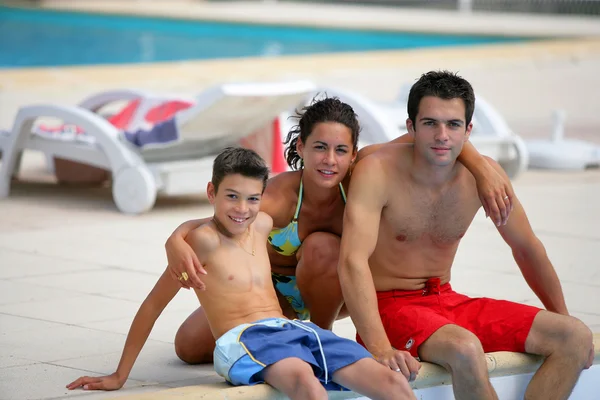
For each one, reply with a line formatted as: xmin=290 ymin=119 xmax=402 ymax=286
xmin=296 ymin=232 xmax=346 ymax=329
xmin=332 ymin=358 xmax=416 ymax=400
xmin=262 ymin=357 xmax=327 ymax=400
xmin=174 ymin=307 xmax=215 ymax=364
xmin=418 ymin=324 xmax=498 ymax=400
xmin=524 ymin=311 xmax=593 ymax=400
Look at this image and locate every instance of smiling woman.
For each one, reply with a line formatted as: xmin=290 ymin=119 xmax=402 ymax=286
xmin=0 ymin=6 xmax=525 ymax=67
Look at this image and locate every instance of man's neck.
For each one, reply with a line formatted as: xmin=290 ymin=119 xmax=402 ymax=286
xmin=410 ymin=153 xmax=458 ymax=187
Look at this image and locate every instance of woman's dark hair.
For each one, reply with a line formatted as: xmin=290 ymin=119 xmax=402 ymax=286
xmin=284 ymin=96 xmax=360 ymax=170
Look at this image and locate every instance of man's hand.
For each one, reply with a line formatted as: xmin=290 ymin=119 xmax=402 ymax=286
xmin=165 ymin=236 xmax=207 ymax=290
xmin=66 ymin=372 xmax=124 ymax=391
xmin=475 ymin=162 xmax=514 ymax=227
xmin=374 ymin=348 xmax=421 ymax=381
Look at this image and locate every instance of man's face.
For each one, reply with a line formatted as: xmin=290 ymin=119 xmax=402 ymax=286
xmin=207 ymin=174 xmax=263 ymax=236
xmin=407 ymin=96 xmax=472 ymax=167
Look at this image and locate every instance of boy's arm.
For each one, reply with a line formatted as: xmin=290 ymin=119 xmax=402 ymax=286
xmin=358 ymin=134 xmax=514 ymax=227
xmin=67 ymin=269 xmax=180 ymax=391
xmin=165 ymin=218 xmax=212 ymax=289
xmin=490 ymin=160 xmax=568 ymax=315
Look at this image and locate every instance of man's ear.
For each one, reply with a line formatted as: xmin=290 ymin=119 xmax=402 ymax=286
xmin=406 ymin=118 xmax=416 ymax=138
xmin=465 ymin=122 xmax=473 ymax=142
xmin=207 ymin=182 xmax=216 ymax=204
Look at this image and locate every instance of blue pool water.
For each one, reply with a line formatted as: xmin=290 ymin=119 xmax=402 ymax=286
xmin=0 ymin=7 xmax=524 ymax=68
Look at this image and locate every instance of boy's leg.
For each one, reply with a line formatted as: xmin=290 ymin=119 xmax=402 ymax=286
xmin=262 ymin=357 xmax=327 ymax=400
xmin=174 ymin=307 xmax=215 ymax=364
xmin=332 ymin=358 xmax=416 ymax=400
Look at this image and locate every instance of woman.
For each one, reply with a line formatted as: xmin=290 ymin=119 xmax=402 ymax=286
xmin=166 ymin=97 xmax=513 ymax=364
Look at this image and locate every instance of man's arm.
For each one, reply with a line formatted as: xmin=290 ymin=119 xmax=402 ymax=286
xmin=67 ymin=269 xmax=180 ymax=391
xmin=491 ymin=161 xmax=568 ymax=315
xmin=338 ymin=157 xmax=391 ymax=355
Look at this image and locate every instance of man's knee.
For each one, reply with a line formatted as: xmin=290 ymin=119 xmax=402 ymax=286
xmin=543 ymin=316 xmax=593 ymax=364
xmin=429 ymin=329 xmax=486 ymax=373
xmin=298 ymin=232 xmax=340 ymax=275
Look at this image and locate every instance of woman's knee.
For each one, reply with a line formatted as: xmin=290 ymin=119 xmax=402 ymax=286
xmin=298 ymin=232 xmax=340 ymax=276
xmin=174 ymin=309 xmax=215 ymax=364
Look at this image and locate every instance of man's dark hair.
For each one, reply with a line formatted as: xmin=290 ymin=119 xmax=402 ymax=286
xmin=212 ymin=147 xmax=269 ymax=193
xmin=284 ymin=96 xmax=360 ymax=170
xmin=407 ymin=70 xmax=475 ymax=126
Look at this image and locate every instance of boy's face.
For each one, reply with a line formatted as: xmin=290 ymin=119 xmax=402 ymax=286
xmin=207 ymin=174 xmax=263 ymax=235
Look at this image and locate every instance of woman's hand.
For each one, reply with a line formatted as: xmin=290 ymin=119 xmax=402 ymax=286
xmin=475 ymin=161 xmax=514 ymax=227
xmin=166 ymin=234 xmax=207 ymax=290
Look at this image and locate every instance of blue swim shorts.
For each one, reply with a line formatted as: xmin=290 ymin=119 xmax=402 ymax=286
xmin=213 ymin=317 xmax=372 ymax=390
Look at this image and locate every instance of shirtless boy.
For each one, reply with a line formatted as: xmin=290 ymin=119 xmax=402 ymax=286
xmin=66 ymin=147 xmax=416 ymax=400
xmin=338 ymin=71 xmax=594 ymax=400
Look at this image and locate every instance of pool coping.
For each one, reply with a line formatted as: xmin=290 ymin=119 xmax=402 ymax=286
xmin=114 ymin=334 xmax=600 ymax=399
xmin=7 ymin=0 xmax=600 ymax=38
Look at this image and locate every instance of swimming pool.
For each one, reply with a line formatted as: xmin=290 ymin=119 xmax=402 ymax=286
xmin=0 ymin=6 xmax=525 ymax=68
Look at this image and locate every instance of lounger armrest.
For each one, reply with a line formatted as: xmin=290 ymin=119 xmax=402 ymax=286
xmin=78 ymin=89 xmax=150 ymax=112
xmin=12 ymin=104 xmax=142 ymax=171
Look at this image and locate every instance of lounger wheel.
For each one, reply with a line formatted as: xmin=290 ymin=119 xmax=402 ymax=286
xmin=112 ymin=166 xmax=156 ymax=214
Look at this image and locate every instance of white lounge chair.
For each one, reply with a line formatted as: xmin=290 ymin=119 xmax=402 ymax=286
xmin=0 ymin=80 xmax=316 ymax=214
xmin=309 ymin=85 xmax=529 ymax=179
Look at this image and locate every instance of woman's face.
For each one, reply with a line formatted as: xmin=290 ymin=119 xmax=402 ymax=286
xmin=296 ymin=121 xmax=356 ymax=189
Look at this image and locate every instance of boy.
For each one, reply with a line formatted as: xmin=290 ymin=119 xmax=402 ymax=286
xmin=66 ymin=147 xmax=416 ymax=400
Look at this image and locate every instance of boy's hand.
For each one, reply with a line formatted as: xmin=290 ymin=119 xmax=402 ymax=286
xmin=166 ymin=237 xmax=207 ymax=290
xmin=66 ymin=372 xmax=124 ymax=391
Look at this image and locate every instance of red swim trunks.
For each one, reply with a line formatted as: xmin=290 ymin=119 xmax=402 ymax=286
xmin=356 ymin=278 xmax=542 ymax=358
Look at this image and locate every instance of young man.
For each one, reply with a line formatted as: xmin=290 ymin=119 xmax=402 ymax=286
xmin=66 ymin=147 xmax=416 ymax=400
xmin=338 ymin=71 xmax=594 ymax=400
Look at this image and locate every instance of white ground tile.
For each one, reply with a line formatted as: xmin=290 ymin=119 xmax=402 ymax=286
xmin=54 ymin=341 xmax=214 ymax=385
xmin=0 ymin=294 xmax=140 ymax=325
xmin=0 ymin=362 xmax=151 ymax=400
xmin=0 ymin=229 xmax=168 ymax=274
xmin=0 ymin=355 xmax=38 ymax=369
xmin=332 ymin=318 xmax=357 ymax=341
xmin=0 ymin=279 xmax=79 ymax=306
xmin=1 ymin=324 xmax=167 ymax=364
xmin=81 ymin=308 xmax=198 ymax=344
xmin=451 ymin=269 xmax=600 ymax=315
xmin=0 ymin=249 xmax=103 ymax=279
xmin=12 ymin=269 xmax=161 ymax=299
xmin=0 ymin=313 xmax=67 ymax=336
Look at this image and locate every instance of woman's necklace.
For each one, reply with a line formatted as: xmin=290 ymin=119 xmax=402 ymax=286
xmin=212 ymin=217 xmax=255 ymax=256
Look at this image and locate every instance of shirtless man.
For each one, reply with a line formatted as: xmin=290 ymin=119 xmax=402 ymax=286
xmin=338 ymin=71 xmax=594 ymax=400
xmin=66 ymin=147 xmax=415 ymax=400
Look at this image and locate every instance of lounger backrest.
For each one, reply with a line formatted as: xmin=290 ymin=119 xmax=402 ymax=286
xmin=140 ymin=81 xmax=315 ymax=162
